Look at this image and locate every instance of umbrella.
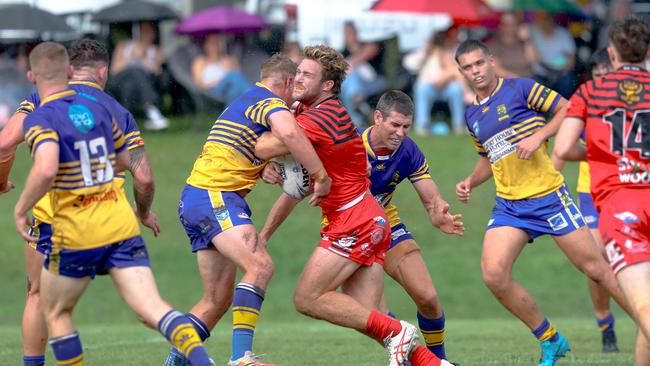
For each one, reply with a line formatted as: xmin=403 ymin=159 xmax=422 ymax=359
xmin=175 ymin=5 xmax=267 ymax=37
xmin=0 ymin=4 xmax=74 ymax=42
xmin=512 ymin=0 xmax=584 ymax=15
xmin=94 ymin=0 xmax=178 ymax=23
xmin=371 ymin=0 xmax=499 ymax=26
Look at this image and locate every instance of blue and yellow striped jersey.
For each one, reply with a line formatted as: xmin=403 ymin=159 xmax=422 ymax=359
xmin=187 ymin=83 xmax=289 ymax=191
xmin=23 ymin=89 xmax=140 ymax=250
xmin=17 ymin=81 xmax=145 ymax=224
xmin=362 ymin=127 xmax=431 ymax=226
xmin=465 ymin=77 xmax=564 ymax=199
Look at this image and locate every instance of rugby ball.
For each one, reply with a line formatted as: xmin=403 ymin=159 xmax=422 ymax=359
xmin=272 ymin=155 xmax=311 ymax=199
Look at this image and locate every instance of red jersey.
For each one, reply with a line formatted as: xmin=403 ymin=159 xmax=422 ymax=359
xmin=295 ymin=97 xmax=369 ymax=213
xmin=566 ymin=66 xmax=650 ymax=208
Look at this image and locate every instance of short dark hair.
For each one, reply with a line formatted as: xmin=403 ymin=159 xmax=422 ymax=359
xmin=376 ymin=90 xmax=413 ymax=118
xmin=68 ymin=39 xmax=109 ymax=68
xmin=608 ymin=15 xmax=650 ymax=63
xmin=260 ymin=53 xmax=297 ymax=80
xmin=303 ymin=45 xmax=349 ymax=95
xmin=589 ymin=48 xmax=612 ymax=71
xmin=454 ymin=39 xmax=491 ymax=63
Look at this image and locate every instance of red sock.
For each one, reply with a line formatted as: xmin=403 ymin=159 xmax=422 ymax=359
xmin=364 ymin=310 xmax=402 ymax=341
xmin=410 ymin=345 xmax=442 ymax=366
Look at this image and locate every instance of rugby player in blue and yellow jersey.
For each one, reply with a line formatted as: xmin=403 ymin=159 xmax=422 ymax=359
xmin=168 ymin=53 xmax=330 ymax=366
xmin=0 ymin=39 xmax=159 ymax=366
xmin=453 ymin=40 xmax=630 ymax=366
xmin=13 ymin=42 xmax=215 ymax=366
xmin=360 ymin=90 xmax=463 ymax=361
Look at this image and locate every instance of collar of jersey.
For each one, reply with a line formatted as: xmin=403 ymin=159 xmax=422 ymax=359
xmin=69 ymin=80 xmax=102 ymax=90
xmin=363 ymin=126 xmax=396 ymax=159
xmin=256 ymin=82 xmax=272 ymax=92
xmin=40 ymin=89 xmax=76 ymax=106
xmin=473 ymin=77 xmax=504 ymax=106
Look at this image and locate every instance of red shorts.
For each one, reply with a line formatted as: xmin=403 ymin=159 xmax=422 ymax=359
xmin=319 ymin=194 xmax=390 ymax=266
xmin=599 ymin=189 xmax=650 ymax=274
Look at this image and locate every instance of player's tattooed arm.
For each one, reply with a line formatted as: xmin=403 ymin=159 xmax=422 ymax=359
xmin=129 ymin=147 xmax=160 ymax=236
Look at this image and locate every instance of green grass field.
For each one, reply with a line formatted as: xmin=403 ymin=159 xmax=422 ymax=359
xmin=0 ymin=116 xmax=635 ymax=365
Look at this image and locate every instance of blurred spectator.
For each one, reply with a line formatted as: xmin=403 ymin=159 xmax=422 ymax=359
xmin=340 ymin=21 xmax=388 ymax=127
xmin=107 ymin=21 xmax=169 ymax=131
xmin=530 ymin=12 xmax=578 ymax=98
xmin=403 ymin=29 xmax=466 ymax=135
xmin=488 ymin=12 xmax=539 ymax=78
xmin=597 ymin=0 xmax=631 ymax=48
xmin=0 ymin=45 xmax=32 ymax=128
xmin=191 ymin=33 xmax=251 ymax=106
xmin=282 ymin=41 xmax=303 ymax=64
xmin=589 ymin=47 xmax=613 ymax=79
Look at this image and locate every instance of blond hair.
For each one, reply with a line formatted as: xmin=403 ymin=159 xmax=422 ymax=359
xmin=302 ymin=45 xmax=349 ymax=95
xmin=29 ymin=42 xmax=69 ymax=82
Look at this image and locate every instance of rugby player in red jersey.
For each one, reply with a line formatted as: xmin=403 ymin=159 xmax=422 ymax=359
xmin=555 ymin=16 xmax=650 ymax=365
xmin=255 ymin=45 xmax=451 ymax=366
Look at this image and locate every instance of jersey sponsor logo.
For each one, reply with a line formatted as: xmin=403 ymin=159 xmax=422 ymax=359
xmin=497 ymin=104 xmax=510 ymax=121
xmin=373 ymin=215 xmax=387 ymax=226
xmin=483 ymin=128 xmax=516 ymax=163
xmin=68 ymin=104 xmax=95 ymax=133
xmin=335 ymin=236 xmax=357 ymax=248
xmin=614 ymin=211 xmax=640 ymax=224
xmin=618 ymin=79 xmax=644 ymax=105
xmin=73 ymin=189 xmax=118 ymax=207
xmin=237 ymin=212 xmax=250 ymax=219
xmin=471 ymin=120 xmax=480 ymax=136
xmin=375 ymin=163 xmax=386 ymax=171
xmin=481 ymin=106 xmax=490 ymax=113
xmin=547 ymin=212 xmax=569 ymax=231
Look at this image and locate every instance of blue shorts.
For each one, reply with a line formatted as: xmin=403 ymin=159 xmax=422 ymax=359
xmin=487 ymin=184 xmax=586 ymax=242
xmin=44 ymin=236 xmax=150 ymax=279
xmin=178 ymin=185 xmax=253 ymax=252
xmin=578 ymin=192 xmax=599 ymax=229
xmin=388 ymin=223 xmax=415 ymax=249
xmin=28 ymin=219 xmax=52 ymax=255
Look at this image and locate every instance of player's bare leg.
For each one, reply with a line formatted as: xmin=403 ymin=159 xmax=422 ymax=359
xmin=481 ymin=227 xmax=545 ymax=328
xmin=39 ymin=269 xmax=90 ymax=337
xmin=111 ymin=265 xmax=216 ymax=366
xmin=616 ymin=261 xmax=650 ymax=366
xmin=632 ymin=328 xmax=650 ymax=366
xmin=110 ymin=266 xmax=175 ymax=327
xmin=586 ymin=228 xmax=618 ymax=352
xmin=385 ymin=241 xmax=443 ymax=319
xmin=212 ymin=224 xmax=275 ymax=364
xmin=294 ymin=247 xmax=375 ymax=330
xmin=296 ymin=247 xmax=439 ymax=365
xmin=22 ymin=246 xmax=47 ymax=358
xmin=341 ymin=261 xmax=385 ymax=310
xmin=553 ymin=227 xmax=633 ymax=317
xmin=191 ymin=249 xmax=237 ymax=329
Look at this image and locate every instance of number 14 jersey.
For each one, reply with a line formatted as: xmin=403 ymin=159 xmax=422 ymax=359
xmin=566 ymin=66 xmax=650 ymax=208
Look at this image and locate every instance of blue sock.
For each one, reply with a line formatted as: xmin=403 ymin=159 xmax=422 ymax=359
xmin=49 ymin=332 xmax=83 ymax=366
xmin=417 ymin=312 xmax=446 ymax=360
xmin=23 ymin=355 xmax=45 ymax=366
xmin=532 ymin=317 xmax=559 ymax=343
xmin=597 ymin=312 xmax=615 ymax=335
xmin=231 ymin=283 xmax=265 ymax=361
xmin=159 ymin=310 xmax=213 ymax=366
xmin=187 ymin=312 xmax=211 ymax=342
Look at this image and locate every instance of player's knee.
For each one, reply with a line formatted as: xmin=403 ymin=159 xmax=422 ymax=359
xmin=250 ymin=252 xmax=274 ymax=281
xmin=204 ymin=286 xmax=233 ymax=316
xmin=414 ymin=291 xmax=441 ymax=316
xmin=482 ymin=265 xmax=510 ymax=292
xmin=580 ymin=260 xmax=607 ymax=281
xmin=293 ymin=290 xmax=316 ymax=317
